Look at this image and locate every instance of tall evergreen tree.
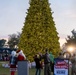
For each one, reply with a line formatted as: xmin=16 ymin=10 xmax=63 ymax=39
xmin=18 ymin=0 xmax=60 ymax=61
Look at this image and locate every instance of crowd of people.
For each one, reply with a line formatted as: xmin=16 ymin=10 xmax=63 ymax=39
xmin=9 ymin=48 xmax=54 ymax=75
xmin=8 ymin=48 xmax=76 ymax=75
xmin=33 ymin=49 xmax=76 ymax=75
xmin=34 ymin=49 xmax=54 ymax=75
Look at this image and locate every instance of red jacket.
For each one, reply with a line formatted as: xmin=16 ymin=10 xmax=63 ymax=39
xmin=17 ymin=55 xmax=25 ymax=61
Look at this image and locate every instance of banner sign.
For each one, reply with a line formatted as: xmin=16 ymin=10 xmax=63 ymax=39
xmin=54 ymin=58 xmax=69 ymax=75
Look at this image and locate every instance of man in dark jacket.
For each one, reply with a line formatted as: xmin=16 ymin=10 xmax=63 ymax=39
xmin=34 ymin=54 xmax=42 ymax=75
xmin=42 ymin=49 xmax=51 ymax=75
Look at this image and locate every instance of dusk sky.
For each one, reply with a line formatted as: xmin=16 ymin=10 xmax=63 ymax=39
xmin=0 ymin=0 xmax=76 ymax=46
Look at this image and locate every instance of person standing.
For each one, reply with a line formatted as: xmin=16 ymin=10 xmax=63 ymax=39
xmin=42 ymin=49 xmax=51 ymax=75
xmin=16 ymin=50 xmax=26 ymax=61
xmin=34 ymin=54 xmax=42 ymax=75
xmin=49 ymin=52 xmax=54 ymax=73
xmin=71 ymin=54 xmax=76 ymax=75
xmin=9 ymin=51 xmax=17 ymax=75
xmin=58 ymin=52 xmax=64 ymax=59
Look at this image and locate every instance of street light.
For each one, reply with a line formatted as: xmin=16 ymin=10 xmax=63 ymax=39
xmin=67 ymin=46 xmax=75 ymax=57
xmin=67 ymin=47 xmax=74 ymax=53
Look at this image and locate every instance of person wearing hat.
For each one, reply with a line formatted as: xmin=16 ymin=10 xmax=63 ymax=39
xmin=16 ymin=50 xmax=26 ymax=61
xmin=9 ymin=51 xmax=17 ymax=75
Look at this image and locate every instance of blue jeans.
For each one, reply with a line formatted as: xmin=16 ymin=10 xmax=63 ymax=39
xmin=35 ymin=68 xmax=41 ymax=75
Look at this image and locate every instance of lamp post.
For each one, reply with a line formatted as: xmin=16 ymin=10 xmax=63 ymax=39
xmin=63 ymin=47 xmax=74 ymax=59
xmin=67 ymin=47 xmax=74 ymax=53
xmin=67 ymin=47 xmax=75 ymax=57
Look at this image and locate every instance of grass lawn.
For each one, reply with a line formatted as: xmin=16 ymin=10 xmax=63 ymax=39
xmin=0 ymin=67 xmax=44 ymax=75
xmin=0 ymin=61 xmax=44 ymax=75
xmin=0 ymin=61 xmax=71 ymax=75
xmin=0 ymin=66 xmax=44 ymax=75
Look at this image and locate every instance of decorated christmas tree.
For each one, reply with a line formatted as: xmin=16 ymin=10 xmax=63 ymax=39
xmin=18 ymin=0 xmax=60 ymax=61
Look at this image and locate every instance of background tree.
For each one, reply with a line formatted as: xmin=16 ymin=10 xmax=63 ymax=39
xmin=18 ymin=0 xmax=60 ymax=61
xmin=8 ymin=32 xmax=21 ymax=49
xmin=0 ymin=39 xmax=6 ymax=48
xmin=65 ymin=29 xmax=76 ymax=48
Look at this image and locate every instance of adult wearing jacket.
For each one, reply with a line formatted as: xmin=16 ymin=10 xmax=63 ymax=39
xmin=49 ymin=52 xmax=54 ymax=73
xmin=41 ymin=49 xmax=51 ymax=75
xmin=34 ymin=54 xmax=42 ymax=75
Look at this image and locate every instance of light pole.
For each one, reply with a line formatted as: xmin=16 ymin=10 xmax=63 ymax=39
xmin=67 ymin=47 xmax=75 ymax=57
xmin=63 ymin=46 xmax=74 ymax=59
